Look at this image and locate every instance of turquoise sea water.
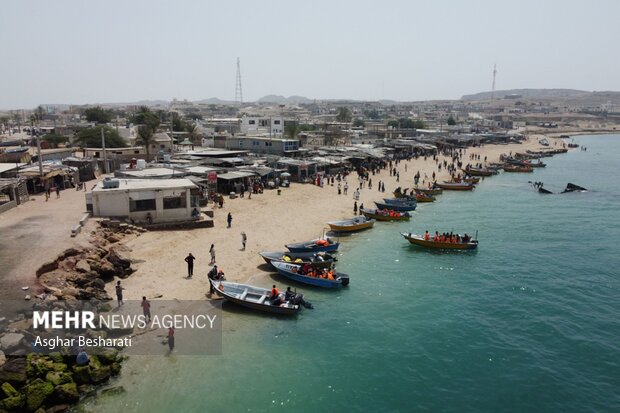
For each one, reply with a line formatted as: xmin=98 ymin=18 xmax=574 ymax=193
xmin=86 ymin=135 xmax=620 ymax=412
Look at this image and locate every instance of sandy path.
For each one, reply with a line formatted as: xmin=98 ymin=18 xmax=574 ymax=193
xmin=0 ymin=180 xmax=96 ymax=299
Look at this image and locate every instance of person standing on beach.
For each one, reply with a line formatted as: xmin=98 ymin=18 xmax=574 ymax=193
xmin=184 ymin=253 xmax=195 ymax=278
xmin=115 ymin=281 xmax=124 ymax=307
xmin=359 ymin=203 xmax=364 ymax=215
xmin=344 ymin=182 xmax=348 ymax=195
xmin=227 ymin=212 xmax=232 ymax=228
xmin=167 ymin=327 xmax=175 ymax=352
xmin=55 ymin=186 xmax=60 ymax=198
xmin=141 ymin=296 xmax=151 ymax=323
xmin=208 ymin=264 xmax=218 ymax=296
xmin=209 ymin=244 xmax=216 ymax=264
xmin=241 ymin=232 xmax=247 ymax=250
xmin=353 ymin=201 xmax=357 ymax=214
xmin=45 ymin=187 xmax=50 ymax=201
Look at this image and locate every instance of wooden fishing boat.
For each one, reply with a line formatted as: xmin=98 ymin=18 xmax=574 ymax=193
xmin=327 ymin=216 xmax=375 ymax=233
xmin=401 ymin=233 xmax=478 ymax=250
xmin=286 ymin=238 xmax=339 ymax=253
xmin=435 ymin=182 xmax=474 ymax=191
xmin=462 ymin=176 xmax=480 ymax=184
xmin=382 ymin=197 xmax=416 ymax=205
xmin=528 ymin=161 xmax=546 ymax=168
xmin=259 ymin=251 xmax=336 ymax=269
xmin=414 ymin=191 xmax=435 ymax=202
xmin=271 ymin=261 xmax=349 ymax=289
xmin=209 ymin=279 xmax=301 ymax=315
xmin=374 ymin=201 xmax=417 ymax=212
xmin=361 ymin=208 xmax=411 ymax=221
xmin=464 ymin=167 xmax=493 ymax=177
xmin=415 ymin=187 xmax=443 ymax=195
xmin=393 ymin=189 xmax=413 ymax=199
xmin=503 ymin=165 xmax=533 ymax=173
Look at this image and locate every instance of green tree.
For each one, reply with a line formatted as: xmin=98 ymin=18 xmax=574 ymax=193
xmin=446 ymin=115 xmax=456 ymax=126
xmin=84 ymin=106 xmax=112 ymax=124
xmin=363 ymin=109 xmax=381 ymax=120
xmin=42 ymin=133 xmax=69 ymax=148
xmin=186 ymin=123 xmax=201 ymax=145
xmin=414 ymin=120 xmax=426 ymax=129
xmin=352 ymin=118 xmax=365 ymax=127
xmin=284 ymin=122 xmax=300 ymax=139
xmin=131 ymin=106 xmax=160 ymax=132
xmin=75 ymin=126 xmax=126 ymax=148
xmin=135 ymin=125 xmax=156 ymax=160
xmin=336 ymin=107 xmax=352 ymax=123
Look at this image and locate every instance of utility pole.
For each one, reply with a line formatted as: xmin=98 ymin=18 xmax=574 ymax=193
xmin=101 ymin=127 xmax=108 ymax=174
xmin=169 ymin=109 xmax=174 ymax=156
xmin=33 ymin=119 xmax=43 ymax=177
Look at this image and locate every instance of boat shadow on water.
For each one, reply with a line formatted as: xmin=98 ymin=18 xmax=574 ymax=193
xmin=401 ymin=244 xmax=479 ymax=256
xmin=216 ymin=299 xmax=303 ymax=320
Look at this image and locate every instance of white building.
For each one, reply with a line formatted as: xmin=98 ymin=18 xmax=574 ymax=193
xmin=240 ymin=115 xmax=284 ymax=136
xmin=89 ymin=178 xmax=197 ymax=223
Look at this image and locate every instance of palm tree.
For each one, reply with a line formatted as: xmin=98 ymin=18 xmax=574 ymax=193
xmin=136 ymin=125 xmax=156 ymax=161
xmin=285 ymin=122 xmax=300 ymax=140
xmin=186 ymin=123 xmax=200 ymax=145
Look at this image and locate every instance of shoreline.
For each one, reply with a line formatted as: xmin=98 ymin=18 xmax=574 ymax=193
xmin=110 ymin=135 xmax=566 ymax=302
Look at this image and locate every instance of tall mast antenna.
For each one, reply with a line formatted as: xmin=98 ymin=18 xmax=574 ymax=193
xmin=235 ymin=57 xmax=243 ymax=105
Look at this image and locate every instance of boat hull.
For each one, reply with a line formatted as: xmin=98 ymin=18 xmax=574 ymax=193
xmin=327 ymin=217 xmax=375 ymax=232
xmin=272 ymin=262 xmax=347 ymax=289
xmin=286 ymin=238 xmax=339 ymax=253
xmin=210 ymin=280 xmax=301 ymax=315
xmin=361 ymin=209 xmax=411 ymax=221
xmin=401 ymin=233 xmax=478 ymax=250
xmin=374 ymin=201 xmax=417 ymax=212
xmin=259 ymin=251 xmax=335 ymax=269
xmin=435 ymin=182 xmax=474 ymax=191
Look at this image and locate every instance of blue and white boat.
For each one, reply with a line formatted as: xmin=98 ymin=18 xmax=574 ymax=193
xmin=374 ymin=201 xmax=417 ymax=212
xmin=285 ymin=237 xmax=339 ymax=253
xmin=271 ymin=261 xmax=349 ymax=289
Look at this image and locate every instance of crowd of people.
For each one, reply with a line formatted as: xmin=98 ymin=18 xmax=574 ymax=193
xmin=423 ymin=230 xmax=472 ymax=244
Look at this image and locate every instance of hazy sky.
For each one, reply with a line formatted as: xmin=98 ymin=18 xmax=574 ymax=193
xmin=1 ymin=0 xmax=619 ymax=109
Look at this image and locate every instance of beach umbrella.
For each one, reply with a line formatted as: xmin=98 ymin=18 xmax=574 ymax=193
xmin=280 ymin=172 xmax=291 ymax=177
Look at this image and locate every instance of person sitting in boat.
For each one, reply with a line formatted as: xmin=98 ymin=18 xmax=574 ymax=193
xmin=327 ymin=269 xmax=335 ymax=280
xmin=433 ymin=231 xmax=440 ymax=242
xmin=270 ymin=285 xmax=282 ymax=305
xmin=191 ymin=208 xmax=200 ymax=219
xmin=302 ymin=263 xmax=311 ymax=274
xmin=462 ymin=234 xmax=470 ymax=243
xmin=314 ymin=253 xmax=325 ymax=262
xmin=424 ymin=231 xmax=430 ymax=241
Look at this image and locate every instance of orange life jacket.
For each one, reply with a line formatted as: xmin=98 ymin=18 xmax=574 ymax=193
xmin=271 ymin=288 xmax=279 ymax=297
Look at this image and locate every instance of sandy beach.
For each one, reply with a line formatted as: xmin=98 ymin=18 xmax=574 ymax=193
xmin=105 ymin=136 xmax=559 ymax=301
xmin=0 ymin=135 xmax=561 ymax=301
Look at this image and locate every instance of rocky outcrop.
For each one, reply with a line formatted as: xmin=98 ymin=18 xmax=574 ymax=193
xmin=0 ymin=349 xmax=124 ymax=412
xmin=35 ymin=222 xmax=141 ymax=302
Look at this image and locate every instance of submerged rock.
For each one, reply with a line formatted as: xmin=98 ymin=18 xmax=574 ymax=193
xmin=25 ymin=378 xmax=54 ymax=411
xmin=53 ymin=382 xmax=79 ymax=403
xmin=0 ymin=358 xmax=27 ymax=384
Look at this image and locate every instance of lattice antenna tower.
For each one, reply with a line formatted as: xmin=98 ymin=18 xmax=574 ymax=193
xmin=491 ymin=64 xmax=497 ymax=100
xmin=235 ymin=57 xmax=243 ymax=105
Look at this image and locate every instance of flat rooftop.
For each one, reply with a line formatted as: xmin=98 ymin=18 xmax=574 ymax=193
xmin=92 ymin=178 xmax=196 ymax=193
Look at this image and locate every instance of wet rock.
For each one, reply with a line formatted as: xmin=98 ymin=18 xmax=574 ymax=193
xmin=25 ymin=378 xmax=54 ymax=411
xmin=0 ymin=394 xmax=24 ymax=411
xmin=89 ymin=366 xmax=111 ymax=384
xmin=71 ymin=366 xmax=91 ymax=384
xmin=1 ymin=381 xmax=20 ymax=398
xmin=96 ymin=348 xmax=119 ymax=365
xmin=53 ymin=382 xmax=79 ymax=403
xmin=99 ymin=385 xmax=125 ymax=397
xmin=0 ymin=358 xmax=27 ymax=384
xmin=46 ymin=404 xmax=71 ymax=413
xmin=0 ymin=350 xmax=5 ymax=367
xmin=45 ymin=371 xmax=73 ymax=386
xmin=24 ymin=295 xmax=32 ymax=301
